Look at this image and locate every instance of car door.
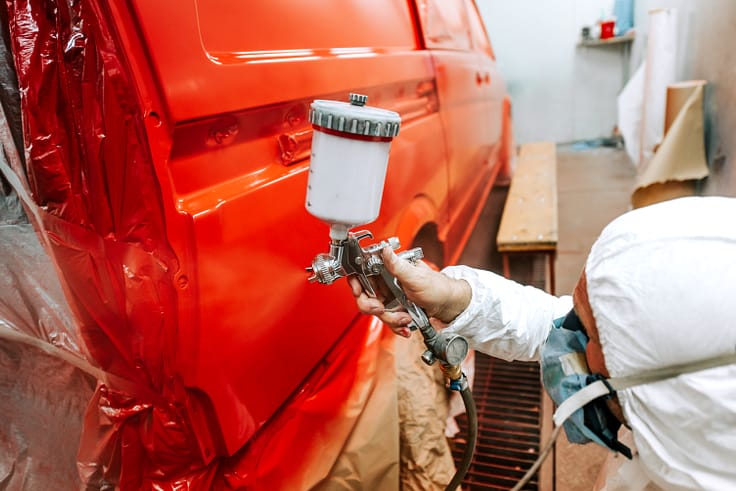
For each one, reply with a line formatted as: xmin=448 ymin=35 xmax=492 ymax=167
xmin=130 ymin=0 xmax=448 ymax=456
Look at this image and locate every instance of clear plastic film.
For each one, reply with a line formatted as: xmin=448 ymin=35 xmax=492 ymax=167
xmin=2 ymin=1 xmax=404 ymax=489
xmin=0 ymin=11 xmax=99 ymax=488
xmin=0 ymin=173 xmax=99 ymax=490
xmin=3 ymin=0 xmax=188 ymax=486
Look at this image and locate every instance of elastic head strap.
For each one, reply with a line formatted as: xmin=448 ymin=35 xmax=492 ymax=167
xmin=553 ymin=379 xmax=610 ymax=427
xmin=553 ymin=351 xmax=736 ymax=428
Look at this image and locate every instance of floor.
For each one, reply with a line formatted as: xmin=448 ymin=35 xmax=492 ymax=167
xmin=457 ymin=143 xmax=637 ymax=490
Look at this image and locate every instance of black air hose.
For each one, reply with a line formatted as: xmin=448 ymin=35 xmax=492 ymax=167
xmin=445 ymin=385 xmax=478 ymax=491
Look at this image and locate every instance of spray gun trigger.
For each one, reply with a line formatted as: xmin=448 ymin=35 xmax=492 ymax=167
xmin=356 ymin=273 xmax=377 ymax=297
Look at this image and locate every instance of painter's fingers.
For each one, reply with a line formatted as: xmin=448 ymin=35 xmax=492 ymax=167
xmin=347 ymin=275 xmax=414 ymax=337
xmin=348 ymin=275 xmax=364 ymax=298
xmin=357 ymin=293 xmax=385 ymax=317
xmin=378 ymin=312 xmax=414 ymax=338
xmin=389 ymin=326 xmax=413 ymax=338
xmin=348 ymin=276 xmax=383 ymax=314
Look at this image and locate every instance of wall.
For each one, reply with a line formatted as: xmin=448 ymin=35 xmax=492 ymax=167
xmin=476 ymin=0 xmax=626 ymax=144
xmin=475 ymin=1 xmax=736 ymax=195
xmin=631 ymin=0 xmax=736 ymax=196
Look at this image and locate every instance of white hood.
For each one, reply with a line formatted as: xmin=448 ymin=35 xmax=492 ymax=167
xmin=585 ymin=196 xmax=736 ymax=491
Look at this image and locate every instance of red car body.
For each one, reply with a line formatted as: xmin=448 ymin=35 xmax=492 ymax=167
xmin=3 ymin=0 xmax=512 ymax=488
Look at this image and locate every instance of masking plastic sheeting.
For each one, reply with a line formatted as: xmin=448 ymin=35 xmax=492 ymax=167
xmin=0 ymin=340 xmax=95 ymax=489
xmin=0 ymin=205 xmax=97 ymax=489
xmin=1 ymin=0 xmax=402 ymax=489
xmin=0 ymin=31 xmax=99 ymax=487
xmin=618 ymin=9 xmax=677 ymax=169
xmin=618 ymin=63 xmax=646 ymax=167
xmin=638 ymin=8 xmax=678 ymax=166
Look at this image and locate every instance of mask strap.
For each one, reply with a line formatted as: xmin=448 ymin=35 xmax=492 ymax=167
xmin=554 ymin=351 xmax=736 ymax=428
xmin=553 ymin=379 xmax=610 ymax=426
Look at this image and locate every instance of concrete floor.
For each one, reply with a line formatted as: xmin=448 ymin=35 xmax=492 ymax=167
xmin=458 ymin=143 xmax=637 ymax=490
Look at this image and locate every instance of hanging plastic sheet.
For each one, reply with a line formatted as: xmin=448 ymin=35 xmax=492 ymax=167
xmin=617 ymin=62 xmax=646 ymax=166
xmin=0 ymin=176 xmax=98 ymax=490
xmin=638 ymin=8 xmax=678 ymax=167
xmin=0 ymin=15 xmax=98 ymax=485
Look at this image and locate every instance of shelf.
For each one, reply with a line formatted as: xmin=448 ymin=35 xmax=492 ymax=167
xmin=578 ymin=31 xmax=635 ymax=47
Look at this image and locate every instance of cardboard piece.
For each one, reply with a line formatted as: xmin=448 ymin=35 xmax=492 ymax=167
xmin=395 ymin=333 xmax=456 ymax=490
xmin=632 ymin=81 xmax=709 ymax=208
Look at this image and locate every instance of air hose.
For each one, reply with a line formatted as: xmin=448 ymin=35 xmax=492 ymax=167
xmin=445 ymin=382 xmax=478 ymax=491
xmin=445 ymin=375 xmax=561 ymax=491
xmin=411 ymin=318 xmax=477 ymax=491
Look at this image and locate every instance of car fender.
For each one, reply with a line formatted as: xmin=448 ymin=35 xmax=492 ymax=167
xmin=394 ymin=195 xmax=442 ymax=253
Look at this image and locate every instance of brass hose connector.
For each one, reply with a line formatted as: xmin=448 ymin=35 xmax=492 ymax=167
xmin=441 ymin=363 xmax=463 ymax=382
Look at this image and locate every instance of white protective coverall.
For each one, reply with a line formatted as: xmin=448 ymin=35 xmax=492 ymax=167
xmin=440 ymin=196 xmax=736 ymax=491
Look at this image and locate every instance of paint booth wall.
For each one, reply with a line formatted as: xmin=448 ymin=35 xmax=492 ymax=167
xmin=477 ymin=0 xmax=624 ymax=144
xmin=478 ymin=0 xmax=736 ymax=197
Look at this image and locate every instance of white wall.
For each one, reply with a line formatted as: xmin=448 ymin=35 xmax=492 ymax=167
xmin=477 ymin=0 xmax=626 ymax=144
xmin=476 ymin=1 xmax=736 ymax=196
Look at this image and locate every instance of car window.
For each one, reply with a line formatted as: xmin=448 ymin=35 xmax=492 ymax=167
xmin=465 ymin=0 xmax=495 ymax=59
xmin=419 ymin=0 xmax=472 ymax=51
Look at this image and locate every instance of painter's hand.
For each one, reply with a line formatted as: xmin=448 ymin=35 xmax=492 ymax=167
xmin=347 ymin=248 xmax=471 ymax=337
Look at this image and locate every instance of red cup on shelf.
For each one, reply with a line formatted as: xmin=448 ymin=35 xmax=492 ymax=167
xmin=600 ymin=20 xmax=615 ymax=39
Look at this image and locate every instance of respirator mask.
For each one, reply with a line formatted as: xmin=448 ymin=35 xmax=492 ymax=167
xmin=541 ymin=308 xmax=632 ymax=458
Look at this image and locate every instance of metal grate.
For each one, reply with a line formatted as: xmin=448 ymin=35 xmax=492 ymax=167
xmin=451 ymin=352 xmax=550 ymax=491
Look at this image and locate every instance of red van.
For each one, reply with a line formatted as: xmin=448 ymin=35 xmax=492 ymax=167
xmin=1 ymin=0 xmax=512 ymax=488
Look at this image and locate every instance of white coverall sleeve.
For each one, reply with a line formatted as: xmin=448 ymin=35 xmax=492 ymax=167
xmin=440 ymin=266 xmax=572 ymax=362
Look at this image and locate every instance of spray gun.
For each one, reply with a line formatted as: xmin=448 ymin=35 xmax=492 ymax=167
xmin=307 ymin=230 xmax=470 ymax=376
xmin=304 ymin=94 xmax=476 ymax=491
xmin=304 ymin=93 xmax=469 ymax=379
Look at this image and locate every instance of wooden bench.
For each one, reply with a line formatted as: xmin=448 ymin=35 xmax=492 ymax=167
xmin=496 ymin=141 xmax=558 ymax=294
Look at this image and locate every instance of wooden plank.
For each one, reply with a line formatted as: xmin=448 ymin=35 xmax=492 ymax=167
xmin=497 ymin=141 xmax=558 ymax=253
